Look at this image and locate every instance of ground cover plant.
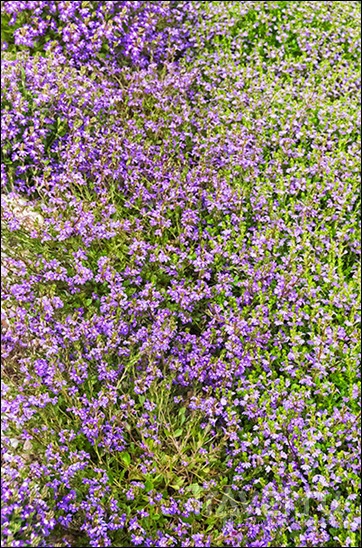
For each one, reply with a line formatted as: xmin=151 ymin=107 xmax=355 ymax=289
xmin=1 ymin=1 xmax=361 ymax=546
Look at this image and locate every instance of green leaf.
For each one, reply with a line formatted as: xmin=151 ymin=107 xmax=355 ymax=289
xmin=145 ymin=479 xmax=153 ymax=492
xmin=170 ymin=477 xmax=184 ymax=490
xmin=174 ymin=428 xmax=183 ymax=438
xmin=188 ymin=483 xmax=203 ymax=497
xmin=120 ymin=452 xmax=131 ymax=467
xmin=178 ymin=407 xmax=186 ymax=425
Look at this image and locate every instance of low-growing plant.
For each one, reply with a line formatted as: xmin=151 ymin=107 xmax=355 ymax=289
xmin=1 ymin=1 xmax=361 ymax=546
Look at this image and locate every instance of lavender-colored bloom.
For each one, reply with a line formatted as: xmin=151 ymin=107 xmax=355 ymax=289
xmin=1 ymin=0 xmax=360 ymax=547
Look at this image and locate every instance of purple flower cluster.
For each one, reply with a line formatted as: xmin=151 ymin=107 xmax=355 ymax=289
xmin=2 ymin=1 xmax=194 ymax=69
xmin=1 ymin=1 xmax=361 ymax=547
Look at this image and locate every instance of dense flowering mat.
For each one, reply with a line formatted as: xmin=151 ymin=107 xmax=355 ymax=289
xmin=1 ymin=2 xmax=361 ymax=546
